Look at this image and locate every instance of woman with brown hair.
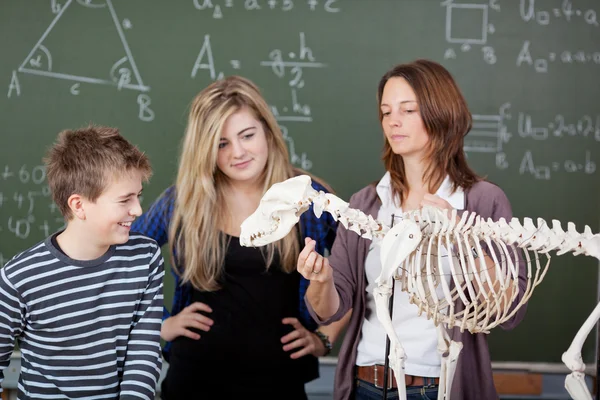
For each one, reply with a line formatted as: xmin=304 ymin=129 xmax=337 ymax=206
xmin=132 ymin=75 xmax=346 ymax=399
xmin=297 ymin=59 xmax=528 ymax=399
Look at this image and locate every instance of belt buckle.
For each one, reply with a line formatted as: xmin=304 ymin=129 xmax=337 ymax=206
xmin=373 ymin=365 xmax=393 ymax=389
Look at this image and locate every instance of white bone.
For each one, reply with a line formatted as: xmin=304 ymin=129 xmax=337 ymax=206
xmin=239 ymin=175 xmax=600 ymax=400
xmin=239 ymin=175 xmax=317 ymax=247
xmin=437 ymin=327 xmax=462 ymax=400
xmin=373 ymin=219 xmax=423 ymax=400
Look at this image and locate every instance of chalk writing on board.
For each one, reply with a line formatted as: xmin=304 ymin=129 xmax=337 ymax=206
xmin=520 ymin=0 xmax=599 ymax=26
xmin=519 ymin=150 xmax=596 ymax=180
xmin=516 ymin=40 xmax=600 ymax=73
xmin=2 ymin=166 xmax=15 ymax=180
xmin=465 ymin=103 xmax=599 ymax=179
xmin=280 ymin=126 xmax=312 ymax=170
xmin=9 ymin=0 xmax=154 ymax=121
xmin=1 ymin=165 xmax=66 ymax=246
xmin=465 ymin=103 xmax=512 ymax=155
xmin=51 ymin=0 xmax=62 ymax=14
xmin=517 ymin=113 xmax=600 ymax=141
xmin=261 ymin=32 xmax=326 ymax=123
xmin=192 ymin=0 xmax=340 ymax=19
xmin=444 ymin=1 xmax=598 ymax=69
xmin=442 ymin=0 xmax=500 ymax=64
xmin=261 ymin=31 xmax=325 ymax=170
xmin=191 ymin=34 xmax=242 ymax=81
xmin=261 ymin=32 xmax=326 ymax=85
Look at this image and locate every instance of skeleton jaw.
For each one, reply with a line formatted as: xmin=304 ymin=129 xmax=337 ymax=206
xmin=240 ymin=211 xmax=302 ymax=247
xmin=240 ymin=175 xmax=318 ymax=247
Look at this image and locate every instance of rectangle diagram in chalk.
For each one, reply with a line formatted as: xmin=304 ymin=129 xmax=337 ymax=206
xmin=445 ymin=3 xmax=488 ymax=45
xmin=464 ymin=114 xmax=503 ymax=153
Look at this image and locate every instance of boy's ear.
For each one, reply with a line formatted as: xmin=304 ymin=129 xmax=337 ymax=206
xmin=67 ymin=194 xmax=86 ymax=220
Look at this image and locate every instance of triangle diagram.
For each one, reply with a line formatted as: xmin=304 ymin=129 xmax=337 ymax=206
xmin=18 ymin=0 xmax=149 ymax=92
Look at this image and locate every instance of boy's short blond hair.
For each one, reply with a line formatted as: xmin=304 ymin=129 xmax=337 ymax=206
xmin=44 ymin=125 xmax=152 ymax=219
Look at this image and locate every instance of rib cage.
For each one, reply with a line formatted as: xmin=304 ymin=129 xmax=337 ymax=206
xmin=386 ymin=203 xmax=597 ymax=335
xmin=397 ymin=207 xmax=547 ymax=334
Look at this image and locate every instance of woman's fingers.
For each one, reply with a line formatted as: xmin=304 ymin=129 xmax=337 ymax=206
xmin=298 ymin=239 xmax=321 ymax=278
xmin=161 ymin=302 xmax=216 ymax=342
xmin=183 ymin=314 xmax=213 ymax=332
xmin=177 ymin=327 xmax=201 ymax=340
xmin=281 ymin=317 xmax=301 ymax=329
xmin=422 ymin=194 xmax=452 ymax=210
xmin=290 ymin=343 xmax=313 ymax=359
xmin=280 ymin=318 xmax=315 ymax=358
xmin=281 ymin=317 xmax=303 ymax=344
xmin=311 ymin=255 xmax=324 ymax=275
xmin=314 ymin=258 xmax=331 ymax=282
xmin=280 ymin=328 xmax=301 ymax=345
xmin=182 ymin=302 xmax=213 ymax=325
xmin=304 ymin=251 xmax=317 ymax=272
xmin=297 ymin=237 xmax=332 ymax=282
xmin=161 ymin=315 xmax=203 ymax=342
xmin=184 ymin=302 xmax=213 ymax=314
xmin=284 ymin=337 xmax=310 ymax=353
xmin=297 ymin=238 xmax=317 ymax=277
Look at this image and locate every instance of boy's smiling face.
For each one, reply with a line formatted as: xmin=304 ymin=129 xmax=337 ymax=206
xmin=82 ymin=170 xmax=144 ymax=248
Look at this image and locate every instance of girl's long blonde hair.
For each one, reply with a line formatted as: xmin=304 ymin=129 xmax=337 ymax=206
xmin=171 ymin=76 xmax=299 ymax=291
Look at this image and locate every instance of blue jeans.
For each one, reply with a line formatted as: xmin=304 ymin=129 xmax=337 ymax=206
xmin=355 ymin=379 xmax=439 ymax=400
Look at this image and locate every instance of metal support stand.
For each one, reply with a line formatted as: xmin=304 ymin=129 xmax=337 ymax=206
xmin=596 ymin=260 xmax=600 ymax=399
xmin=382 ymin=214 xmax=396 ymax=398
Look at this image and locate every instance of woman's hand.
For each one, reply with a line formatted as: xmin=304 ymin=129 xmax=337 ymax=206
xmin=422 ymin=194 xmax=500 ymax=301
xmin=421 ymin=193 xmax=453 ymax=212
xmin=161 ymin=302 xmax=214 ymax=342
xmin=421 ymin=194 xmax=460 ymax=223
xmin=297 ymin=237 xmax=333 ymax=283
xmin=281 ymin=317 xmax=326 ymax=359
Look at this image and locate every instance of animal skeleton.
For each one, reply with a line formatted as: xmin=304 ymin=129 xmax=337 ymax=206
xmin=240 ymin=175 xmax=600 ymax=400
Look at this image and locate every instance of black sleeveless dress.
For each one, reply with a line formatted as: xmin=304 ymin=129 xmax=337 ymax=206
xmin=161 ymin=235 xmax=314 ymax=399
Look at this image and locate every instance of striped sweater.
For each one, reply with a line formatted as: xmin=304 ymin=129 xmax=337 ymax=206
xmin=0 ymin=232 xmax=164 ymax=400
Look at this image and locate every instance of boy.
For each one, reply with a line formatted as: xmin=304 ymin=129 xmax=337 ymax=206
xmin=0 ymin=126 xmax=164 ymax=399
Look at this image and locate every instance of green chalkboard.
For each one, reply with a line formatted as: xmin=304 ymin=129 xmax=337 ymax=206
xmin=1 ymin=0 xmax=599 ymax=365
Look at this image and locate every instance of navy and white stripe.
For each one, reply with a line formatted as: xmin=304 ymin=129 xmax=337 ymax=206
xmin=0 ymin=233 xmax=164 ymax=400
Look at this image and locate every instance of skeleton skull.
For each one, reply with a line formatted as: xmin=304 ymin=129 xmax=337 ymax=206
xmin=240 ymin=175 xmax=318 ymax=247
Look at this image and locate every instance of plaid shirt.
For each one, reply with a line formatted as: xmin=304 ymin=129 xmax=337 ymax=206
xmin=131 ymin=181 xmax=337 ymax=360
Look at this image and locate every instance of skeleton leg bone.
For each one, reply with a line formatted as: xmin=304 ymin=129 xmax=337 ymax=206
xmin=374 ymin=220 xmax=424 ymax=400
xmin=561 ymin=234 xmax=600 ymax=400
xmin=373 ymin=281 xmax=408 ymax=400
xmin=564 ymin=373 xmax=592 ymax=400
xmin=436 ymin=326 xmax=462 ymax=400
xmin=561 ymin=299 xmax=600 ymax=400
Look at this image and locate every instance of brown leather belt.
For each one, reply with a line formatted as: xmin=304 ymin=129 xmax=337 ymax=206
xmin=356 ymin=365 xmax=440 ymax=389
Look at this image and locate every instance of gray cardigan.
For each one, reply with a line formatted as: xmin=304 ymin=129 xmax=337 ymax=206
xmin=307 ymin=180 xmax=528 ymax=400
